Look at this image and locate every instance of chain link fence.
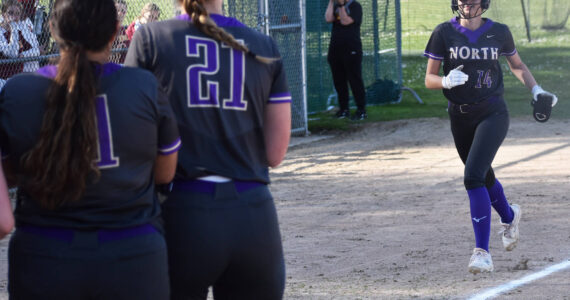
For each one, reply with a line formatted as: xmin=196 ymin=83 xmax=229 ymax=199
xmin=0 ymin=0 xmax=307 ymax=135
xmin=306 ymin=0 xmax=402 ymax=113
xmin=401 ymin=0 xmax=570 ymax=55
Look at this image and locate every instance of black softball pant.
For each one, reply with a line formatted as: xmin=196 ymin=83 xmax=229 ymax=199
xmin=8 ymin=224 xmax=169 ymax=300
xmin=448 ymin=97 xmax=509 ymax=190
xmin=161 ymin=181 xmax=285 ymax=300
xmin=327 ymin=46 xmax=366 ymax=111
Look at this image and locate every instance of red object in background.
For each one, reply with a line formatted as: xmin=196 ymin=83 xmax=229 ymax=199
xmin=18 ymin=0 xmax=37 ymax=20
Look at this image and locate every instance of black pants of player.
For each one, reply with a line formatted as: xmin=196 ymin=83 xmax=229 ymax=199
xmin=162 ymin=181 xmax=285 ymax=300
xmin=448 ymin=96 xmax=509 ymax=190
xmin=8 ymin=224 xmax=169 ymax=300
xmin=327 ymin=46 xmax=366 ymax=111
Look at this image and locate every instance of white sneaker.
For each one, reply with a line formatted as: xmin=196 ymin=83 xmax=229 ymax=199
xmin=468 ymin=248 xmax=494 ymax=274
xmin=499 ymin=204 xmax=521 ymax=251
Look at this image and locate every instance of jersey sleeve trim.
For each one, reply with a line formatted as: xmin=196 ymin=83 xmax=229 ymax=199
xmin=500 ymin=48 xmax=517 ymax=56
xmin=158 ymin=137 xmax=182 ymax=155
xmin=268 ymin=92 xmax=292 ymax=104
xmin=423 ymin=51 xmax=444 ymax=60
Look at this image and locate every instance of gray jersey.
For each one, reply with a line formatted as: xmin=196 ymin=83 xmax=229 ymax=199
xmin=0 ymin=63 xmax=181 ymax=229
xmin=125 ymin=14 xmax=291 ymax=183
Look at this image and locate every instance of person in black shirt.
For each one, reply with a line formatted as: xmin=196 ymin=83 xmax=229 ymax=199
xmin=424 ymin=0 xmax=558 ymax=274
xmin=325 ymin=0 xmax=367 ymax=120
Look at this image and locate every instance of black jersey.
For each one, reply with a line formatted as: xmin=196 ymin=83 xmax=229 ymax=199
xmin=125 ymin=14 xmax=292 ymax=183
xmin=0 ymin=63 xmax=181 ymax=229
xmin=424 ymin=18 xmax=516 ymax=104
xmin=330 ymin=0 xmax=363 ymax=50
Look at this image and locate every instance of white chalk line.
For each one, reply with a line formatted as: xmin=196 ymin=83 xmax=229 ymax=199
xmin=468 ymin=258 xmax=570 ymax=300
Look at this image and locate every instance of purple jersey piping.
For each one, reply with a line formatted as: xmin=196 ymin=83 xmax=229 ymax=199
xmin=450 ymin=17 xmax=495 ymax=44
xmin=159 ymin=137 xmax=182 ymax=155
xmin=269 ymin=92 xmax=292 ymax=104
xmin=175 ymin=13 xmax=246 ymax=28
xmin=423 ymin=51 xmax=444 ymax=60
xmin=36 ymin=63 xmax=123 ymax=79
xmin=500 ymin=49 xmax=517 ymax=56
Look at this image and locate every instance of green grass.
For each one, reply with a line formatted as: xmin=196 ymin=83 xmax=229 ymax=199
xmin=309 ymin=26 xmax=570 ymax=133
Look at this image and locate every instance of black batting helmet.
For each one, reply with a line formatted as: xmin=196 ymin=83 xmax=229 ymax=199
xmin=451 ymin=0 xmax=490 ymax=19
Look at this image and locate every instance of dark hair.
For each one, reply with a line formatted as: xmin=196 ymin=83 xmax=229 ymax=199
xmin=21 ymin=0 xmax=118 ymax=209
xmin=1 ymin=0 xmax=22 ymax=15
xmin=179 ymin=0 xmax=277 ymax=64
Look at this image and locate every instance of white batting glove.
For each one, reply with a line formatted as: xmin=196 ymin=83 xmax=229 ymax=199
xmin=532 ymin=85 xmax=558 ymax=107
xmin=442 ymin=65 xmax=469 ymax=89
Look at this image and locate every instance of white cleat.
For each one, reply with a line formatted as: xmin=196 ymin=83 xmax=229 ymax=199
xmin=468 ymin=248 xmax=494 ymax=274
xmin=500 ymin=204 xmax=521 ymax=251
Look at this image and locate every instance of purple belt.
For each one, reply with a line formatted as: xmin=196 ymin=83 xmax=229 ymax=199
xmin=18 ymin=223 xmax=157 ymax=243
xmin=171 ymin=179 xmax=265 ymax=194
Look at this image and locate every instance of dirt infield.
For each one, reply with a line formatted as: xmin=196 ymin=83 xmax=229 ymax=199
xmin=272 ymin=117 xmax=570 ymax=299
xmin=1 ymin=117 xmax=569 ymax=299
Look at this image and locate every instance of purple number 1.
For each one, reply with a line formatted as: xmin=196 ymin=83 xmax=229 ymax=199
xmin=186 ymin=35 xmax=247 ymax=111
xmin=95 ymin=95 xmax=119 ymax=169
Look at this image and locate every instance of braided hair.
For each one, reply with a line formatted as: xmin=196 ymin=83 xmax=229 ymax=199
xmin=180 ymin=0 xmax=278 ymax=64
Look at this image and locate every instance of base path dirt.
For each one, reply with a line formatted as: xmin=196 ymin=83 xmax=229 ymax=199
xmin=1 ymin=117 xmax=569 ymax=299
xmin=270 ymin=117 xmax=570 ymax=299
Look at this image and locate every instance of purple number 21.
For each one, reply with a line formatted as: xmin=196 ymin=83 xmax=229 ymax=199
xmin=186 ymin=35 xmax=247 ymax=111
xmin=95 ymin=95 xmax=119 ymax=169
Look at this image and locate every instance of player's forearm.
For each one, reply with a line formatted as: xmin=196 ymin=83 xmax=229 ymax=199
xmin=511 ymin=63 xmax=537 ymax=91
xmin=325 ymin=0 xmax=335 ymax=23
xmin=0 ymin=163 xmax=14 ymax=239
xmin=264 ymin=103 xmax=291 ymax=168
xmin=425 ymin=74 xmax=444 ymax=90
xmin=154 ymin=152 xmax=178 ymax=184
xmin=338 ymin=9 xmax=354 ymax=25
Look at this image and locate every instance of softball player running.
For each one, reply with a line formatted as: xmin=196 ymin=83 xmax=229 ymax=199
xmin=125 ymin=0 xmax=292 ymax=298
xmin=424 ymin=0 xmax=558 ymax=274
xmin=0 ymin=0 xmax=181 ymax=298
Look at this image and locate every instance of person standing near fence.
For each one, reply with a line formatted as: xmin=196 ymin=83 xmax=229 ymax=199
xmin=0 ymin=0 xmax=40 ymax=81
xmin=424 ymin=0 xmax=558 ymax=274
xmin=111 ymin=0 xmax=129 ymax=63
xmin=125 ymin=2 xmax=161 ymax=41
xmin=325 ymin=0 xmax=367 ymax=120
xmin=125 ymin=0 xmax=292 ymax=298
xmin=0 ymin=0 xmax=181 ymax=298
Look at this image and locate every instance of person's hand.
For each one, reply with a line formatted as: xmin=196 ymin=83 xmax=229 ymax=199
xmin=532 ymin=85 xmax=558 ymax=107
xmin=442 ymin=65 xmax=469 ymax=89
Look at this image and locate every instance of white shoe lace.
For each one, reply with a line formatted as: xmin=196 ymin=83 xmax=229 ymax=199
xmin=498 ymin=223 xmax=513 ymax=238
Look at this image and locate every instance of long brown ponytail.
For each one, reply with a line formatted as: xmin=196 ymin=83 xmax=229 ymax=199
xmin=21 ymin=0 xmax=118 ymax=209
xmin=181 ymin=0 xmax=278 ymax=64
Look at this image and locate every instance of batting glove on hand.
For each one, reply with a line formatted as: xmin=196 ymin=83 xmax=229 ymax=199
xmin=532 ymin=85 xmax=558 ymax=107
xmin=442 ymin=65 xmax=469 ymax=89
